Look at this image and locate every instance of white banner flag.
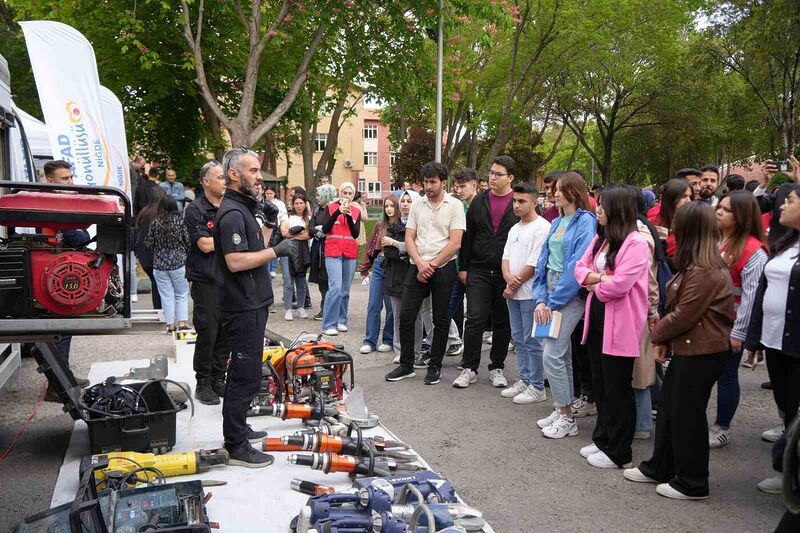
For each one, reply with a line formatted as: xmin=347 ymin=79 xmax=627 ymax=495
xmin=99 ymin=86 xmax=130 ymax=196
xmin=20 ymin=20 xmax=112 ymax=188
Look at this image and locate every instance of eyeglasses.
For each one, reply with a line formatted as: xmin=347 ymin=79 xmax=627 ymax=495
xmin=488 ymin=171 xmax=508 ymax=178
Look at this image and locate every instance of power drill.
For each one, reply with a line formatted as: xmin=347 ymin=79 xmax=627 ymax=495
xmin=79 ymin=449 xmax=229 ymax=490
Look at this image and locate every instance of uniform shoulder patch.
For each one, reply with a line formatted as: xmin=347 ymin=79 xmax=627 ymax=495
xmin=232 ymin=233 xmax=242 ymax=245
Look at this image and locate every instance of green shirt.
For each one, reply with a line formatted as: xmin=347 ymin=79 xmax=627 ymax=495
xmin=546 ymin=214 xmax=573 ymax=272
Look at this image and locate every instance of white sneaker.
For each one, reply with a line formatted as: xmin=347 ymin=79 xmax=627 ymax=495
xmin=269 ymin=271 xmax=277 ymax=279
xmin=756 ymin=477 xmax=782 ymax=494
xmin=537 ymin=410 xmax=561 ymax=429
xmin=452 ymin=369 xmax=477 ymax=388
xmin=337 ymin=324 xmax=349 ymax=332
xmin=488 ymin=369 xmax=508 ymax=388
xmin=284 ymin=310 xmax=293 ymax=321
xmin=580 ymin=443 xmax=600 ymax=458
xmin=322 ymin=328 xmax=338 ymax=336
xmin=571 ymin=395 xmax=597 ymax=417
xmin=513 ymin=385 xmax=547 ymax=404
xmin=542 ymin=415 xmax=578 ymax=439
xmin=482 ymin=331 xmax=492 ymax=344
xmin=359 ymin=344 xmax=374 ymax=354
xmin=588 ymin=450 xmax=630 ymax=469
xmin=131 ymin=294 xmax=138 ymax=303
xmin=656 ymin=483 xmax=708 ymax=500
xmin=762 ymin=424 xmax=784 ymax=443
xmin=393 ymin=354 xmax=401 ymax=364
xmin=501 ymin=379 xmax=527 ymax=398
xmin=623 ymin=467 xmax=658 ymax=483
xmin=708 ymin=425 xmax=730 ymax=448
xmin=296 ymin=308 xmax=308 ymax=319
xmin=377 ymin=344 xmax=393 ymax=353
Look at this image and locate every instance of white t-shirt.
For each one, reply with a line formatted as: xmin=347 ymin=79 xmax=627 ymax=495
xmin=761 ymin=241 xmax=799 ymax=349
xmin=273 ymin=199 xmax=288 ymax=226
xmin=502 ymin=216 xmax=551 ymax=300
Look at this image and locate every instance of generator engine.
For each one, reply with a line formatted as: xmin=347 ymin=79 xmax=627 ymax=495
xmin=0 ymin=189 xmax=125 ymax=318
xmin=248 ymin=340 xmax=354 ymax=418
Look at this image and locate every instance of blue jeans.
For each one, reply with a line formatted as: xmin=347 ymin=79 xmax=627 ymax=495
xmin=541 ymin=269 xmax=585 ymax=408
xmin=507 ymin=298 xmax=545 ymax=390
xmin=362 ymin=255 xmax=393 ymax=348
xmin=322 ymin=257 xmax=356 ymax=330
xmin=281 ymin=254 xmax=309 ymax=311
xmin=130 ymin=251 xmax=138 ymax=298
xmin=448 ymin=277 xmax=465 ymax=320
xmin=268 ymin=259 xmax=278 ymax=275
xmin=634 ymin=388 xmax=653 ymax=433
xmin=153 ymin=266 xmax=189 ymax=325
xmin=714 ymin=348 xmax=744 ymax=428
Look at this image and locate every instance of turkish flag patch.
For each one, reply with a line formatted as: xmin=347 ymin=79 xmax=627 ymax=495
xmin=207 ymin=220 xmax=215 ymax=230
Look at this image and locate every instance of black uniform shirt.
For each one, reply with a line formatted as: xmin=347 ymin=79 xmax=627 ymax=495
xmin=213 ymin=188 xmax=273 ymax=312
xmin=184 ymin=194 xmax=218 ymax=283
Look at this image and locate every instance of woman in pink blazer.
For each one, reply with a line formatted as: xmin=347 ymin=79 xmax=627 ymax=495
xmin=574 ymin=185 xmax=650 ymax=470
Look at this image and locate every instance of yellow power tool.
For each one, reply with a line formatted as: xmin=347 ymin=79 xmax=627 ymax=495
xmin=79 ymin=449 xmax=229 ymax=490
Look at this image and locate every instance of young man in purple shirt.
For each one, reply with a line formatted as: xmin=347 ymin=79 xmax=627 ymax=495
xmin=454 ymin=155 xmax=520 ymax=389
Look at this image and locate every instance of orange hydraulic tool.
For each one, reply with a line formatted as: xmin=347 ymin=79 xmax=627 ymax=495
xmin=263 ymin=434 xmax=415 ymax=462
xmin=287 ymin=452 xmax=424 ymax=478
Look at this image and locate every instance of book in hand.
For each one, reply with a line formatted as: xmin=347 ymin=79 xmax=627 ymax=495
xmin=533 ymin=310 xmax=562 ymax=339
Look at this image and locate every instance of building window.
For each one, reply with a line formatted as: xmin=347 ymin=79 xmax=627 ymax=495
xmin=314 ymin=133 xmax=327 ymax=152
xmin=363 ymin=124 xmax=378 ymax=139
xmin=390 ymin=153 xmax=397 ymax=167
xmin=358 ymin=178 xmax=366 ymax=193
xmin=364 ymin=151 xmax=378 ymax=166
xmin=367 ymin=182 xmax=382 ymax=198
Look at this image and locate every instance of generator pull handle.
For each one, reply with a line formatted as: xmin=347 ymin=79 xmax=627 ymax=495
xmin=119 ymin=421 xmax=149 ymax=435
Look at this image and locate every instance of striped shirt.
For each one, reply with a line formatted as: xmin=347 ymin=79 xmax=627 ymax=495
xmin=731 ymin=248 xmax=768 ymax=341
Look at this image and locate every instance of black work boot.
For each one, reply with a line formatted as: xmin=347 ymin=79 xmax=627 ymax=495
xmin=211 ymin=377 xmax=226 ymax=397
xmin=226 ymin=441 xmax=274 ymax=468
xmin=195 ymin=380 xmax=220 ymax=405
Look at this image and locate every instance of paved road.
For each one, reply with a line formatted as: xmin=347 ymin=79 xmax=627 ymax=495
xmin=0 ymin=277 xmax=787 ymax=531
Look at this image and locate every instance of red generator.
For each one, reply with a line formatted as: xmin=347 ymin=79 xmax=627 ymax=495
xmin=0 ymin=181 xmax=132 ymax=328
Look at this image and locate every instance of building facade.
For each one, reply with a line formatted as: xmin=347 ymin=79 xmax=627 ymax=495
xmin=275 ymin=98 xmax=394 ymax=202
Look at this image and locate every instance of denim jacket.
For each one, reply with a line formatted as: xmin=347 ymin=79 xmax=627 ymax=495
xmin=532 ymin=208 xmax=596 ymax=310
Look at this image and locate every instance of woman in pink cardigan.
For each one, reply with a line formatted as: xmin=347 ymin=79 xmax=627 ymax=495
xmin=574 ymin=185 xmax=650 ymax=469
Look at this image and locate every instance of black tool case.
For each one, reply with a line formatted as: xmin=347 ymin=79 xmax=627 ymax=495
xmin=33 ymin=342 xmax=180 ymax=454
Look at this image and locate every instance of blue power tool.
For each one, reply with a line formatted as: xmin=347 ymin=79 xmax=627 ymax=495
xmin=291 ymin=471 xmax=485 ymax=532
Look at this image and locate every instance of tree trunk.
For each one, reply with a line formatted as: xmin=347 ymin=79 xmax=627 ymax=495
xmin=262 ymin=130 xmax=277 ymax=175
xmin=314 ymin=93 xmax=349 ymax=179
xmin=300 ymin=119 xmax=316 ymax=193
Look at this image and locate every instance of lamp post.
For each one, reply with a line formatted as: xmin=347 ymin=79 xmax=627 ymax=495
xmin=435 ymin=0 xmax=444 ymax=163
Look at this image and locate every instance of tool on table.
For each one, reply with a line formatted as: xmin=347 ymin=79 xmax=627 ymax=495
xmin=290 ymin=478 xmax=335 ymax=496
xmin=252 ymin=395 xmax=340 ymax=421
xmin=79 ymin=449 xmax=229 ymax=490
xmin=117 ymin=355 xmax=169 ymax=381
xmin=248 ymin=334 xmax=354 ymax=418
xmin=264 ymin=434 xmax=417 ymax=462
xmin=291 ymin=472 xmax=484 ymax=533
xmin=287 ymin=452 xmax=425 ymax=478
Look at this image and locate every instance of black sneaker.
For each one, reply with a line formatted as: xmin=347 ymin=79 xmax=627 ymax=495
xmin=211 ymin=378 xmax=226 ymax=397
xmin=44 ymin=386 xmax=61 ymax=403
xmin=226 ymin=441 xmax=274 ymax=468
xmin=420 ymin=343 xmax=431 ymax=356
xmin=313 ymin=311 xmax=323 ymax=321
xmin=424 ymin=366 xmax=441 ymax=385
xmin=246 ymin=424 xmax=267 ymax=443
xmin=385 ymin=366 xmax=416 ymax=382
xmin=445 ymin=343 xmax=464 ymax=356
xmin=195 ymin=381 xmax=221 ymax=405
xmin=413 ymin=355 xmax=430 ymax=369
xmin=761 ymin=381 xmax=773 ymax=390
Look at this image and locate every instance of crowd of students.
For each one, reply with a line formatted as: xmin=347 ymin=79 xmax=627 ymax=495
xmin=128 ymin=152 xmax=800 ymax=512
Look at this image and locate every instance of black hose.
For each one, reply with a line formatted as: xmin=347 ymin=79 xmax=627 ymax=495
xmin=139 ymin=379 xmax=195 ymax=419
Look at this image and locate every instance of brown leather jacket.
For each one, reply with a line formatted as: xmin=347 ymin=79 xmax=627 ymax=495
xmin=651 ymin=267 xmax=734 ymax=356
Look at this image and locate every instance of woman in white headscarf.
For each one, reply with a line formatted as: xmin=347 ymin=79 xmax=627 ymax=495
xmin=320 ymin=182 xmax=363 ymax=335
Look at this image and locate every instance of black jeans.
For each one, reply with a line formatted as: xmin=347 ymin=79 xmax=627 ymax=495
xmin=461 ymin=269 xmax=512 ymax=372
xmin=142 ymin=265 xmax=162 ymax=310
xmin=399 ymin=262 xmax=457 ymax=369
xmin=765 ymin=348 xmax=800 ymax=429
xmin=587 ymin=297 xmax=635 ymax=465
xmin=572 ymin=319 xmax=593 ymax=400
xmin=191 ymin=281 xmax=230 ymax=383
xmin=221 ymin=307 xmax=267 ymax=448
xmin=638 ymin=352 xmax=725 ymax=496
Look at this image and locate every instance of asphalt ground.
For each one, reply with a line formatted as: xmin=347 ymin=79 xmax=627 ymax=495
xmin=0 ymin=275 xmax=788 ymax=532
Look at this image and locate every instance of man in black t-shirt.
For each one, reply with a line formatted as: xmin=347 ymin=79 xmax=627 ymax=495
xmin=213 ymin=147 xmax=293 ymax=467
xmin=184 ymin=160 xmax=229 ymax=406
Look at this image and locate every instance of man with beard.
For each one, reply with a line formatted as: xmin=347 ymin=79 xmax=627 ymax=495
xmin=675 ymin=168 xmax=703 ymax=200
xmin=698 ymin=165 xmax=720 ymax=205
xmin=213 ymin=147 xmax=295 ymax=467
